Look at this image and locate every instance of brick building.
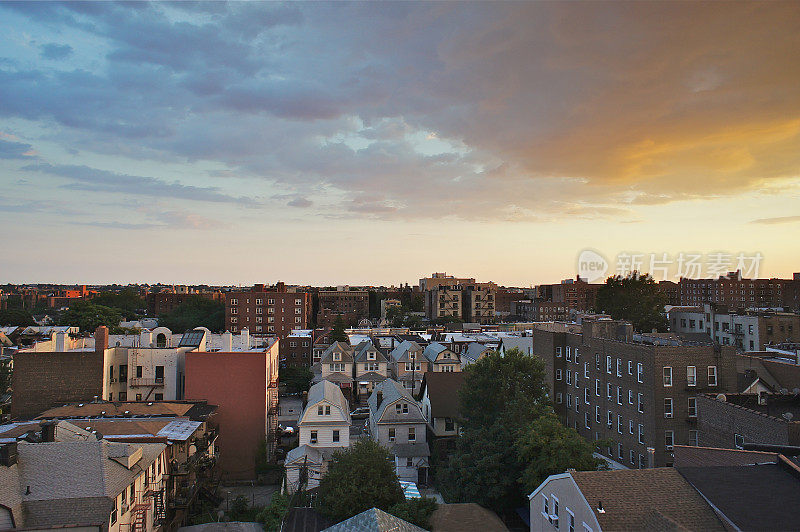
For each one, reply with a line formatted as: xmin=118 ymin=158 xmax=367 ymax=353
xmin=494 ymin=288 xmax=526 ymax=316
xmin=316 ymin=288 xmax=369 ymax=328
xmin=184 ymin=338 xmax=279 ymax=480
xmin=676 ymin=271 xmax=800 ymax=312
xmin=533 ymin=318 xmax=737 ymax=467
xmin=225 ymin=283 xmax=310 ymax=337
xmin=280 ymin=330 xmax=313 ymax=368
xmin=11 ymin=327 xmax=107 ymax=420
xmin=696 ymin=393 xmax=800 ymax=449
xmin=536 ymin=277 xmax=600 ymax=313
xmin=419 ymin=273 xmax=497 ymax=324
xmin=146 ymin=290 xmax=223 ymax=316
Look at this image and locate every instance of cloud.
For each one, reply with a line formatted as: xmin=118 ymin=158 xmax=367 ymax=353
xmin=749 ymin=215 xmax=800 ymax=225
xmin=40 ymin=43 xmax=73 ymax=60
xmin=23 ymin=163 xmax=259 ymax=206
xmin=287 ymin=197 xmax=313 ymax=208
xmin=0 ymin=137 xmax=37 ymax=159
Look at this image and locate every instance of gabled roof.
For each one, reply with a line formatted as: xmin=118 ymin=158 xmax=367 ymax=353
xmin=500 ymin=336 xmax=532 ymax=355
xmin=319 ymin=341 xmax=354 ymax=364
xmin=678 ymin=463 xmax=800 ymax=531
xmin=421 ymin=372 xmax=465 ymax=419
xmin=387 ymin=340 xmax=422 ymax=363
xmin=463 ymin=342 xmax=492 ymax=362
xmin=353 ymin=340 xmax=387 ymax=363
xmin=368 ymin=379 xmax=425 ymax=423
xmin=567 ymin=468 xmax=726 ymax=531
xmin=304 ymin=380 xmax=350 ymax=421
xmin=421 ymin=342 xmax=458 ymax=363
xmin=322 ymin=507 xmax=425 ymax=532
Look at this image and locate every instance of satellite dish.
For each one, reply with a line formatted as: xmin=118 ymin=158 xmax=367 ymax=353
xmin=780 ymin=388 xmax=789 ymax=395
xmin=358 ymin=318 xmax=373 ymax=328
xmin=716 ymin=394 xmax=727 ymax=402
xmin=782 ymin=412 xmax=794 ymax=421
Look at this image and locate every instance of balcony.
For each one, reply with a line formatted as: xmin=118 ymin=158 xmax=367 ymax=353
xmin=129 ymin=377 xmax=165 ymax=387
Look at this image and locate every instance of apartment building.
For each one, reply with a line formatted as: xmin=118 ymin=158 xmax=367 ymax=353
xmin=669 ymin=304 xmax=800 ymax=351
xmin=419 ymin=273 xmax=498 ymax=324
xmin=225 ymin=283 xmax=310 ymax=337
xmin=184 ymin=338 xmax=279 ymax=480
xmin=677 ymin=271 xmax=800 ymax=312
xmin=317 ymin=288 xmax=369 ymax=328
xmin=533 ymin=318 xmax=737 ymax=467
xmin=425 ymin=284 xmax=464 ymax=321
xmin=0 ymin=437 xmax=168 ymax=531
xmin=463 ymin=283 xmax=497 ymax=323
xmin=280 ymin=330 xmax=313 ymax=368
xmin=537 ymin=277 xmax=600 ymax=313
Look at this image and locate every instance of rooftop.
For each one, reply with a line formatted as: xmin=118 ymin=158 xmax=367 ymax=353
xmin=36 ymin=400 xmax=217 ymax=421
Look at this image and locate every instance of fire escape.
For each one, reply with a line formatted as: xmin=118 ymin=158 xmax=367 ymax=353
xmin=268 ymin=371 xmax=279 ymax=459
xmin=128 ymin=346 xmax=164 ymax=400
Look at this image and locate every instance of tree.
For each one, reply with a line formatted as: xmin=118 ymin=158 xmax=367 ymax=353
xmin=388 ymin=497 xmax=438 ymax=529
xmin=159 ymin=296 xmax=224 ymax=333
xmin=438 ymin=348 xmax=600 ymax=515
xmin=0 ymin=308 xmax=35 ymax=326
xmin=92 ymin=288 xmax=146 ymax=319
xmin=316 ymin=438 xmax=404 ymax=523
xmin=596 ymin=272 xmax=668 ymax=332
xmin=515 ymin=414 xmax=606 ymax=493
xmin=0 ymin=358 xmax=11 ymax=394
xmin=329 ymin=315 xmax=348 ymax=342
xmin=280 ymin=366 xmax=313 ymax=394
xmin=257 ymin=492 xmax=291 ymax=531
xmin=59 ymin=301 xmax=124 ymax=333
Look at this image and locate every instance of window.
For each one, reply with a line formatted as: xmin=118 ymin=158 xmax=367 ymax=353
xmin=445 ymin=418 xmax=455 ymax=431
xmin=628 ymin=390 xmax=633 ymax=404
xmin=556 ymin=369 xmax=562 ymax=381
xmin=616 ymin=358 xmax=622 ymax=377
xmin=155 ymin=366 xmax=164 ymax=383
xmin=111 ymin=497 xmax=118 ymax=524
xmin=617 ymin=415 xmax=623 ymax=434
xmin=389 ymin=428 xmax=396 ymax=442
xmin=637 ymin=393 xmax=644 ymax=413
xmin=663 ymin=366 xmax=673 ymax=387
xmin=566 ymin=371 xmax=572 ymax=385
xmin=556 ymin=347 xmax=562 ymax=357
xmin=568 ymin=509 xmax=575 ymax=532
xmin=708 ymin=366 xmax=717 ymax=386
xmin=664 ymin=398 xmax=673 ymax=418
xmin=628 ymin=360 xmax=633 ymax=375
xmin=687 ymin=366 xmax=697 ymax=387
xmin=617 ymin=387 xmax=622 ymax=405
xmin=630 ymin=449 xmax=636 ymax=464
xmin=406 ymin=457 xmax=413 ymax=467
xmin=310 ymin=430 xmax=318 ymax=444
xmin=584 ymin=362 xmax=589 ymax=379
xmin=689 ymin=430 xmax=699 ymax=446
xmin=543 ymin=496 xmax=549 ymax=517
xmin=618 ymin=443 xmax=624 ymax=460
xmin=595 ymin=406 xmax=601 ymax=423
xmin=154 ymin=393 xmax=163 ymax=401
xmin=629 ymin=419 xmax=634 ymax=434
xmin=333 ymin=430 xmax=340 ymax=443
xmin=595 ymin=353 xmax=601 ymax=370
xmin=230 ymin=298 xmax=237 ymax=305
xmin=606 ymin=356 xmax=612 ymax=373
xmin=409 ymin=427 xmax=416 ymax=441
xmin=584 ymin=388 xmax=589 ymax=404
xmin=119 ymin=392 xmax=127 ymax=401
xmin=567 ymin=394 xmax=572 ymax=407
xmin=318 ymin=406 xmax=323 ymax=415
xmin=688 ymin=397 xmax=697 ymax=417
xmin=595 ymin=379 xmax=600 ymax=396
xmin=638 ymin=424 xmax=645 ymax=444
xmin=665 ymin=430 xmax=674 ymax=450
xmin=566 ymin=347 xmax=572 ymax=362
xmin=136 ymin=393 xmax=142 ymax=401
xmin=585 ymin=412 xmax=590 ymax=428
xmin=556 ymin=392 xmax=563 ymax=404
xmin=551 ymin=496 xmax=560 ymax=528
xmin=607 ymin=410 xmax=613 ymax=427
xmin=637 ymin=363 xmax=643 ymax=383
xmin=607 ymin=383 xmax=612 ymax=399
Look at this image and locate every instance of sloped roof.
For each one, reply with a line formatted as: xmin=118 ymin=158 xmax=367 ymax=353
xmin=569 ymin=468 xmax=725 ymax=531
xmin=678 ymin=463 xmax=800 ymax=531
xmin=368 ymin=379 xmax=425 ymax=423
xmin=463 ymin=342 xmax=492 ymax=362
xmin=500 ymin=336 xmax=532 ymax=355
xmin=421 ymin=372 xmax=465 ymax=419
xmin=429 ymin=503 xmax=508 ymax=532
xmin=388 ymin=340 xmax=422 ymax=362
xmin=305 ymin=380 xmax=350 ymax=418
xmin=354 ymin=371 xmax=388 ymax=383
xmin=422 ymin=342 xmax=454 ymax=363
xmin=322 ymin=507 xmax=425 ymax=532
xmin=320 ymin=341 xmax=355 ymax=363
xmin=392 ymin=442 xmax=430 ymax=458
xmin=353 ymin=340 xmax=387 ymax=363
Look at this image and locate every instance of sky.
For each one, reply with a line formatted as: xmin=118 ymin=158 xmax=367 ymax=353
xmin=1 ymin=1 xmax=799 ymax=286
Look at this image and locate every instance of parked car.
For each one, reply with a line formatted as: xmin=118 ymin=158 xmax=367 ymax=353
xmin=350 ymin=407 xmax=370 ymax=419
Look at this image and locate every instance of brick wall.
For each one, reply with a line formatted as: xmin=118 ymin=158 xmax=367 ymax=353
xmin=12 ymin=351 xmax=104 ymax=420
xmin=696 ymin=394 xmax=793 ymax=448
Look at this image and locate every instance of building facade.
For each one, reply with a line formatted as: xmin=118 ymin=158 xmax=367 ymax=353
xmin=225 ymin=284 xmax=310 ymax=338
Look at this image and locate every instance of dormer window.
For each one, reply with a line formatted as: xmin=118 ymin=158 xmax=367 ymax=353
xmin=410 ymin=353 xmax=416 ymax=360
xmin=333 ymin=353 xmax=341 ymax=361
xmin=367 ymin=352 xmax=376 ymax=360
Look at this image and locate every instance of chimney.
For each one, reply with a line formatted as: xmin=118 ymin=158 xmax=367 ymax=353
xmin=254 ymin=284 xmax=265 ymax=293
xmin=40 ymin=421 xmax=57 ymax=442
xmin=240 ymin=328 xmax=250 ymax=349
xmin=646 ymin=447 xmax=655 ymax=468
xmin=140 ymin=329 xmax=152 ymax=348
xmin=94 ymin=326 xmax=109 ymax=354
xmin=55 ymin=331 xmax=67 ymax=352
xmin=223 ymin=331 xmax=233 ymax=352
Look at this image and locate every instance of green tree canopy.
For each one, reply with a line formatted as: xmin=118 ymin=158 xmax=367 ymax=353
xmin=439 ymin=348 xmax=601 ymax=515
xmin=0 ymin=308 xmax=35 ymax=326
xmin=387 ymin=497 xmax=438 ymax=529
xmin=516 ymin=414 xmax=606 ymax=493
xmin=596 ymin=272 xmax=668 ymax=332
xmin=280 ymin=366 xmax=313 ymax=394
xmin=59 ymin=300 xmax=124 ymax=333
xmin=316 ymin=438 xmax=404 ymax=523
xmin=329 ymin=315 xmax=348 ymax=342
xmin=159 ymin=296 xmax=224 ymax=333
xmin=92 ymin=288 xmax=146 ymax=319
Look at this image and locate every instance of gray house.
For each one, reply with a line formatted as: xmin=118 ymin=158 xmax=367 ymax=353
xmin=367 ymin=379 xmax=430 ymax=484
xmin=353 ymin=340 xmax=389 ymax=402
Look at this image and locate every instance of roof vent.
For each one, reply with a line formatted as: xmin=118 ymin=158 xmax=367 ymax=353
xmin=597 ymin=501 xmax=605 ymax=514
xmin=148 ymin=402 xmax=153 ymax=406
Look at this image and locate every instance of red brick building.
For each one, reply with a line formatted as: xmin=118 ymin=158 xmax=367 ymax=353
xmin=225 ymin=283 xmax=310 ymax=337
xmin=184 ymin=339 xmax=279 ymax=480
xmin=146 ymin=290 xmax=223 ymax=316
xmin=677 ymin=272 xmax=800 ymax=312
xmin=279 ymin=331 xmax=313 ymax=368
xmin=317 ymin=289 xmax=369 ymax=328
xmin=537 ymin=278 xmax=600 ymax=313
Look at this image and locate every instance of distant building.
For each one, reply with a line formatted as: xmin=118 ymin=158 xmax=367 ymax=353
xmin=419 ymin=273 xmax=497 ymax=324
xmin=225 ymin=283 xmax=310 ymax=338
xmin=317 ymin=288 xmax=370 ymax=328
xmin=280 ymin=330 xmax=313 ymax=368
xmin=676 ymin=270 xmax=800 ymax=312
xmin=535 ymin=277 xmax=600 ymax=313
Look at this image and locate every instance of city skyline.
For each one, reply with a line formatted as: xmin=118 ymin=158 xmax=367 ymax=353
xmin=2 ymin=2 xmax=799 ymax=285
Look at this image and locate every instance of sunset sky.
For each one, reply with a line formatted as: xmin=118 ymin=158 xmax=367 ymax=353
xmin=1 ymin=2 xmax=799 ymax=286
